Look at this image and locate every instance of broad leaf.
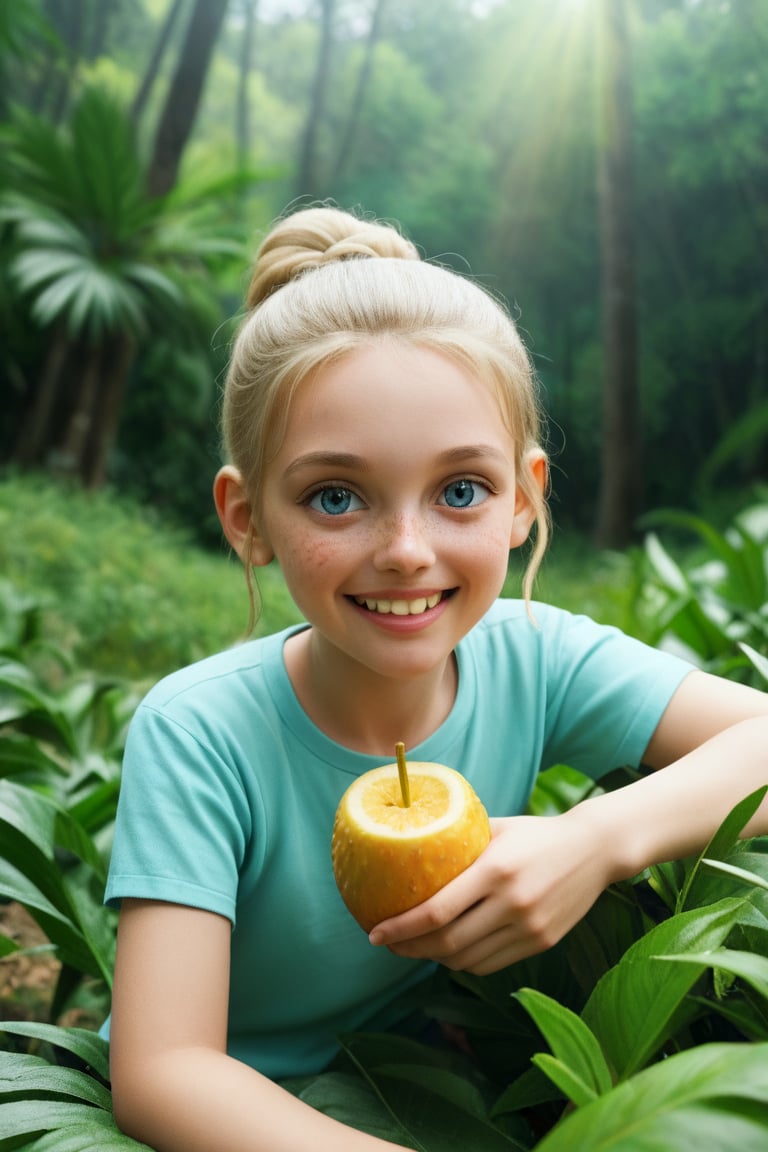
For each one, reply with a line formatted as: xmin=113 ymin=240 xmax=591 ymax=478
xmin=581 ymin=897 xmax=745 ymax=1079
xmin=534 ymin=1042 xmax=768 ymax=1152
xmin=338 ymin=1033 xmax=526 ymax=1151
xmin=655 ymin=948 xmax=768 ymax=1003
xmin=0 ymin=1099 xmax=117 ymax=1141
xmin=740 ymin=642 xmax=768 ymax=683
xmin=0 ymin=1054 xmax=112 ymax=1110
xmin=19 ymin=1124 xmax=152 ymax=1151
xmin=0 ymin=1023 xmax=111 ymax=1084
xmin=513 ymin=988 xmax=612 ymax=1102
xmin=677 ymin=786 xmax=768 ymax=913
xmin=702 ymin=856 xmax=768 ymax=894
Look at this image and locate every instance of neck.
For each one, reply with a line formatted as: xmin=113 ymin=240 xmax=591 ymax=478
xmin=283 ymin=629 xmax=457 ymax=757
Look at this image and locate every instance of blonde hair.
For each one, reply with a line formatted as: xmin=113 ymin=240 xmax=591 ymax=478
xmin=221 ymin=206 xmax=549 ymax=612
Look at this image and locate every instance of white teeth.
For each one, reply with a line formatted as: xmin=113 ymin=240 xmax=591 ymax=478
xmin=355 ymin=593 xmax=442 ymax=615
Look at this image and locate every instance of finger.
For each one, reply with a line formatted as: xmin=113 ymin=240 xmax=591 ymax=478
xmin=368 ymin=856 xmax=491 ymax=947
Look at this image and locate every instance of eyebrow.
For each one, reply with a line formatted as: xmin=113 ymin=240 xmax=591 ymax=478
xmin=284 ymin=445 xmax=511 ymax=477
xmin=284 ymin=451 xmax=369 ymax=477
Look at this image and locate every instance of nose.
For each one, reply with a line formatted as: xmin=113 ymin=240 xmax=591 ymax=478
xmin=373 ymin=509 xmax=436 ymax=574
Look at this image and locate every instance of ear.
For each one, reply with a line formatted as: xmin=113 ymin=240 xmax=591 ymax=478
xmin=213 ymin=465 xmax=274 ymax=567
xmin=509 ymin=450 xmax=547 ymax=549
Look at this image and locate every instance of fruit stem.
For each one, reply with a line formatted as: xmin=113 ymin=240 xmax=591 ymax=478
xmin=395 ymin=742 xmax=411 ymax=808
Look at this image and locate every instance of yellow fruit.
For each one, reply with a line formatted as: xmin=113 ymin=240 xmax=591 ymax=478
xmin=331 ymin=756 xmax=491 ymax=933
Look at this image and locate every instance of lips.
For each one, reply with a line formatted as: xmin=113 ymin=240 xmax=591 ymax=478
xmin=353 ymin=592 xmax=443 ymax=616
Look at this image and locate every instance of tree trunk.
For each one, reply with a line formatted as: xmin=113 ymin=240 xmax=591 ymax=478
xmin=593 ymin=0 xmax=641 ymax=549
xmin=82 ymin=335 xmax=137 ymax=488
xmin=131 ymin=0 xmax=188 ymax=128
xmin=236 ymin=0 xmax=259 ymax=169
xmin=146 ymin=0 xmax=230 ymax=198
xmin=53 ymin=340 xmax=102 ymax=481
xmin=295 ymin=0 xmax=336 ymax=198
xmin=334 ymin=0 xmax=387 ymax=181
xmin=13 ymin=327 xmax=70 ymax=467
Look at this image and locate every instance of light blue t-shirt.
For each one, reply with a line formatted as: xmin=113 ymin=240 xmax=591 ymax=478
xmin=103 ymin=599 xmax=692 ymax=1078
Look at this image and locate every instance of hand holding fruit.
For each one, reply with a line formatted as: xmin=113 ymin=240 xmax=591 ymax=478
xmin=366 ymin=804 xmax=619 ymax=976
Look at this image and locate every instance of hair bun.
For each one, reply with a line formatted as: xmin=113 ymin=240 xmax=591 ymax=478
xmin=245 ymin=206 xmax=419 ymax=310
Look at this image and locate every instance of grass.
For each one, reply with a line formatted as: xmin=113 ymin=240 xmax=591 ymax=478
xmin=0 ymin=472 xmax=302 ymax=683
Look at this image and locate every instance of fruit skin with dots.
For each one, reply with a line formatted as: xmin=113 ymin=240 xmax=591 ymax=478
xmin=331 ymin=760 xmax=491 ymax=933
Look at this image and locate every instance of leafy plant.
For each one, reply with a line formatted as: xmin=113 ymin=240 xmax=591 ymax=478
xmin=634 ymin=492 xmax=768 ymax=684
xmin=1 ymin=494 xmax=767 ymax=1148
xmin=0 ymin=85 xmax=248 ymax=488
xmin=0 ymin=475 xmax=302 ymax=680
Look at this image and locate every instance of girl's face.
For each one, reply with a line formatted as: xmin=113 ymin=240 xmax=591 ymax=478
xmin=253 ymin=342 xmax=539 ymax=685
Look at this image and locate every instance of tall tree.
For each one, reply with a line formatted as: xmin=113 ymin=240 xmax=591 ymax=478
xmin=594 ymin=0 xmax=641 ymax=547
xmin=295 ymin=0 xmax=336 ymax=198
xmin=146 ymin=0 xmax=230 ymax=198
xmin=236 ymin=0 xmax=260 ymax=169
xmin=334 ymin=0 xmax=387 ymax=182
xmin=131 ymin=0 xmax=187 ymax=128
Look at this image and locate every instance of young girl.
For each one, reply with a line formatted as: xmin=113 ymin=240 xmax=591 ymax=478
xmin=106 ymin=206 xmax=768 ymax=1152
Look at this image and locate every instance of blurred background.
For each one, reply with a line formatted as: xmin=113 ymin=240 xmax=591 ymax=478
xmin=0 ymin=0 xmax=766 ymax=550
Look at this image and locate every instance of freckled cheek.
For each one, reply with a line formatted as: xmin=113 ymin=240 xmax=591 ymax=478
xmin=280 ymin=535 xmax=348 ymax=574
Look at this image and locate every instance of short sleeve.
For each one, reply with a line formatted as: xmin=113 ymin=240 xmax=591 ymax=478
xmin=540 ymin=610 xmax=693 ymax=778
xmin=104 ymin=701 xmax=254 ymax=923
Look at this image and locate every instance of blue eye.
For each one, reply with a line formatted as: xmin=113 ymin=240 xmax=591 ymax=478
xmin=440 ymin=479 xmax=489 ymax=509
xmin=308 ymin=487 xmax=364 ymax=515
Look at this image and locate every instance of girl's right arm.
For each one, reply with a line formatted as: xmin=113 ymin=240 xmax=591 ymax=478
xmin=110 ymin=899 xmax=409 ymax=1152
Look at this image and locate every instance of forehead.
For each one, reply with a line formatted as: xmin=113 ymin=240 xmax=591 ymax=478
xmin=271 ymin=343 xmax=516 ymax=470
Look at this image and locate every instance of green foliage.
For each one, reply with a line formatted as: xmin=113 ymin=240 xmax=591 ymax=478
xmin=0 ymin=1023 xmax=150 ymax=1149
xmin=633 ymin=492 xmax=768 ymax=684
xmin=0 ymin=475 xmax=302 ymax=680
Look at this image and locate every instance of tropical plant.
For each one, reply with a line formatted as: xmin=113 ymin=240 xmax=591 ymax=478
xmin=0 ymin=580 xmax=129 ymax=1028
xmin=0 ymin=84 xmax=246 ymax=488
xmin=3 ymin=780 xmax=767 ymax=1149
xmin=633 ymin=491 xmax=768 ymax=685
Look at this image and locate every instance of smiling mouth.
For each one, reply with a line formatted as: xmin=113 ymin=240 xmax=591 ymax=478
xmin=352 ymin=591 xmax=450 ymax=616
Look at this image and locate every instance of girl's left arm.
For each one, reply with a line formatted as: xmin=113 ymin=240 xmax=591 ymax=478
xmin=599 ymin=669 xmax=768 ymax=862
xmin=371 ymin=670 xmax=768 ymax=975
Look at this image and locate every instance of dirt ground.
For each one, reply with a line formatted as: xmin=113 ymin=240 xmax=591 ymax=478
xmin=0 ymin=901 xmax=103 ymax=1028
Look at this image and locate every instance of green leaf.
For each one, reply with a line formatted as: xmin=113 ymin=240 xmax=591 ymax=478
xmin=581 ymin=897 xmax=746 ymax=1080
xmin=0 ymin=857 xmax=94 ymax=972
xmin=19 ymin=1124 xmax=152 ymax=1151
xmin=740 ymin=642 xmax=768 ymax=684
xmin=531 ymin=1054 xmax=598 ymax=1109
xmin=338 ymin=1033 xmax=526 ymax=1151
xmin=676 ymin=786 xmax=767 ymax=913
xmin=655 ymin=948 xmax=768 ymax=1003
xmin=0 ymin=1053 xmax=112 ymax=1110
xmin=0 ymin=934 xmax=20 ymax=959
xmin=0 ymin=1023 xmax=111 ymax=1084
xmin=0 ymin=1099 xmax=117 ymax=1141
xmin=644 ymin=533 xmax=689 ymax=595
xmin=491 ymin=1064 xmax=562 ymax=1116
xmin=0 ymin=734 xmax=66 ymax=780
xmin=513 ymin=988 xmax=612 ymax=1102
xmin=534 ymin=1043 xmax=768 ymax=1152
xmin=294 ymin=1070 xmax=416 ymax=1148
xmin=702 ymin=857 xmax=768 ymax=894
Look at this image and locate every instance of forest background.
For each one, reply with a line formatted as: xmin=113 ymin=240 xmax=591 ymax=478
xmin=2 ymin=4 xmax=768 ymax=1146
xmin=1 ymin=0 xmax=767 ymax=553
